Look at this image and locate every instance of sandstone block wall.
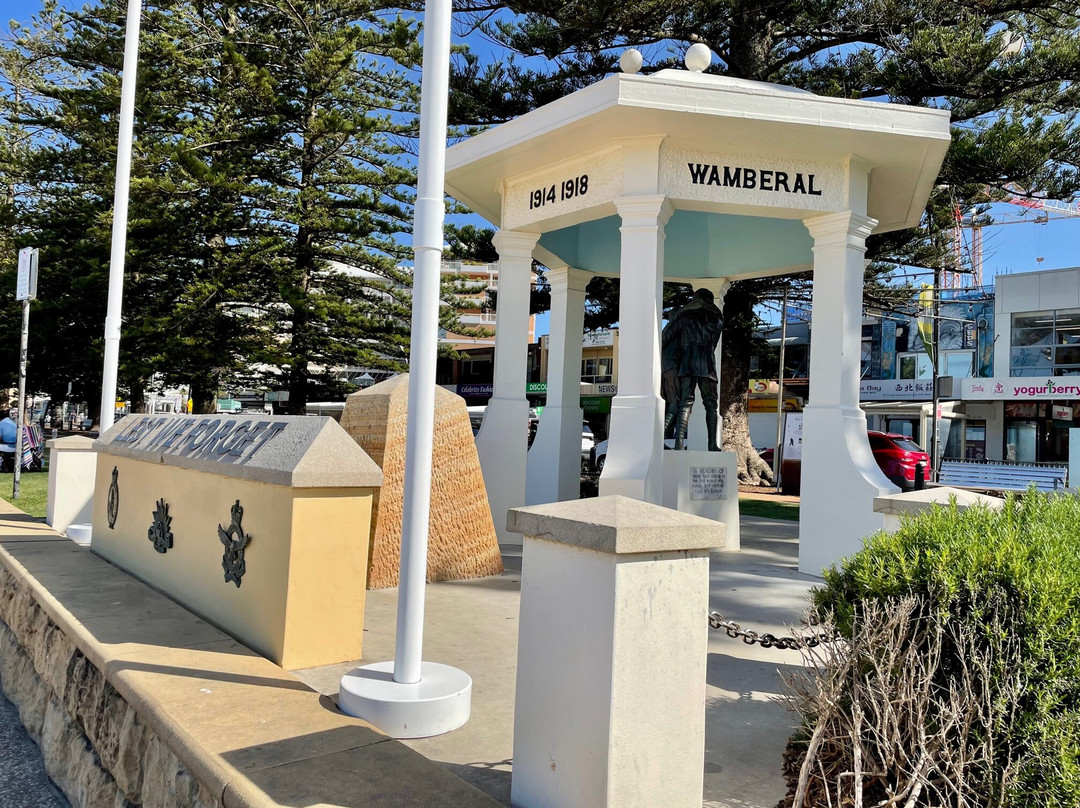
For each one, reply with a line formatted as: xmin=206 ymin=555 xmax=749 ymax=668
xmin=0 ymin=562 xmax=219 ymax=808
xmin=340 ymin=375 xmax=503 ymax=588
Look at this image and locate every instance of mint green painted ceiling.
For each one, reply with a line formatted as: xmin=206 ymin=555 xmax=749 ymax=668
xmin=537 ymin=211 xmax=813 ymax=278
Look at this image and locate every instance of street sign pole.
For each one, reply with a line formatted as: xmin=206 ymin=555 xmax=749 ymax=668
xmin=14 ymin=247 xmax=38 ymax=500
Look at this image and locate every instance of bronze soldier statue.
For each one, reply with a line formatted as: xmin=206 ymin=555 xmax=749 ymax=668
xmin=661 ymin=288 xmax=724 ymax=451
xmin=660 ymin=333 xmax=682 ymax=439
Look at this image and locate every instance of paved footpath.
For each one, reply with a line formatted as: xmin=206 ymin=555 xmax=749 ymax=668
xmin=0 ymin=692 xmax=69 ymax=808
xmin=297 ymin=512 xmax=817 ymax=808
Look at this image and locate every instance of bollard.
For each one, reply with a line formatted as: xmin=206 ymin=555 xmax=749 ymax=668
xmin=507 ymin=495 xmax=723 ymax=808
xmin=914 ymin=462 xmax=925 ymax=490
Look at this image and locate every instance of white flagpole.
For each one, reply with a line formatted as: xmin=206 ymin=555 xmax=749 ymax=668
xmin=338 ymin=0 xmax=472 ymax=739
xmin=98 ymin=0 xmax=142 ymax=433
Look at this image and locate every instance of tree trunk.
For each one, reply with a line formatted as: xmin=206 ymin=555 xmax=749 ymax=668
xmin=716 ymin=20 xmax=780 ymax=486
xmin=719 ymin=284 xmax=775 ymax=485
xmin=190 ymin=380 xmax=217 ymax=414
xmin=128 ymin=378 xmax=146 ymax=414
xmin=285 ymin=307 xmax=310 ymax=415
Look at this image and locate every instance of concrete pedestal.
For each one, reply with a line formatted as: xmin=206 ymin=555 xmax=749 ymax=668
xmin=662 ymin=450 xmax=740 ymax=551
xmin=873 ymin=486 xmax=1003 ymax=533
xmin=507 ymin=496 xmax=723 ymax=808
xmin=46 ymin=436 xmax=96 ymax=535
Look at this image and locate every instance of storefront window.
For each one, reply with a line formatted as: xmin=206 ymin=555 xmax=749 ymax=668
xmin=942 ymin=420 xmax=964 ymax=459
xmin=965 ymin=421 xmax=986 ymax=460
xmin=886 ymin=418 xmax=917 ymax=438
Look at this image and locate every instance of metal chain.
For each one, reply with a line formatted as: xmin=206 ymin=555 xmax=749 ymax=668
xmin=708 ymin=610 xmax=839 ymax=650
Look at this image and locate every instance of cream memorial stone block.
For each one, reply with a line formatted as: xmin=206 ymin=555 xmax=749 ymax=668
xmin=91 ymin=414 xmax=382 ymax=669
xmin=661 ymin=450 xmax=740 ymax=551
xmin=340 ymin=374 xmax=503 ymax=589
xmin=46 ymin=435 xmax=97 ymax=535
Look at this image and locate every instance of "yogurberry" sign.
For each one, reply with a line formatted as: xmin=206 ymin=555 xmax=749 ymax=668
xmin=961 ymin=377 xmax=1080 ymax=401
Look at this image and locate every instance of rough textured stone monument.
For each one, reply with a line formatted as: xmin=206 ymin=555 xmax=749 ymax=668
xmin=340 ymin=375 xmax=502 ymax=589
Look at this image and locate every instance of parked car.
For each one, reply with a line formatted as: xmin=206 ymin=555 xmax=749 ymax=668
xmin=868 ymin=430 xmax=932 ymax=491
xmin=591 ymin=436 xmax=675 ymax=474
xmin=592 ymin=439 xmax=609 ymax=473
xmin=581 ymin=425 xmax=595 ymax=471
xmin=761 ymin=430 xmax=931 ymax=494
xmin=468 ymin=406 xmax=541 ymax=445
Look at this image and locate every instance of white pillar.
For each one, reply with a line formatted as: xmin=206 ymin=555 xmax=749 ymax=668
xmin=799 ymin=211 xmax=897 ymax=575
xmin=599 ymin=196 xmax=673 ymax=504
xmin=686 ymin=278 xmax=732 ymax=451
xmin=476 ymin=230 xmax=540 ymax=542
xmin=507 ymin=496 xmax=721 ymax=808
xmin=526 ymin=266 xmax=588 ymax=504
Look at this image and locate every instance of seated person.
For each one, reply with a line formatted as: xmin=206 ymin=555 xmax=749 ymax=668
xmin=0 ymin=409 xmax=17 ymax=449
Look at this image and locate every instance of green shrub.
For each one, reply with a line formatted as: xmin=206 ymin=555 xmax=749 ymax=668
xmin=780 ymin=492 xmax=1080 ymax=808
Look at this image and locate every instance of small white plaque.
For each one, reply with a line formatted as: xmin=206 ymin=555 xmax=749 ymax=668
xmin=689 ymin=466 xmax=727 ymax=500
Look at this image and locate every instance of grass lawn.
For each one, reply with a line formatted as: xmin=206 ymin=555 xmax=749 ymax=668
xmin=738 ymin=497 xmax=799 ymax=521
xmin=0 ymin=471 xmax=49 ymax=519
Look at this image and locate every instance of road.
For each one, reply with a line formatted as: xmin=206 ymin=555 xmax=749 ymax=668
xmin=0 ymin=691 xmax=69 ymax=808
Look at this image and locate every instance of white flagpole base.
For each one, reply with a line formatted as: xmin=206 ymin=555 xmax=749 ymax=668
xmin=338 ymin=661 xmax=471 ymax=739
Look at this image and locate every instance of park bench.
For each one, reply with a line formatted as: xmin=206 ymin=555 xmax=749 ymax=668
xmin=936 ymin=460 xmax=1068 ymax=493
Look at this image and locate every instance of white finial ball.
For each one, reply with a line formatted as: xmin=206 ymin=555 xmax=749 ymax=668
xmin=684 ymin=43 xmax=712 ymax=72
xmin=619 ymin=48 xmax=643 ymax=74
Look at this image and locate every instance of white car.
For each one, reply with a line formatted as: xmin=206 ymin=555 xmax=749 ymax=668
xmin=581 ymin=425 xmax=595 ymax=470
xmin=592 ymin=437 xmax=675 ymax=472
xmin=592 ymin=438 xmax=608 ymax=473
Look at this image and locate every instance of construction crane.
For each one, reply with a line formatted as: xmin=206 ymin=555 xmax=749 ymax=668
xmin=949 ymin=195 xmax=1080 ymax=289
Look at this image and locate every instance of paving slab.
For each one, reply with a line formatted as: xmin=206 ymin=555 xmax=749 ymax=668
xmin=0 ymin=499 xmax=502 ymax=808
xmin=0 ymin=496 xmax=816 ymax=808
xmin=296 ymin=511 xmax=818 ymax=808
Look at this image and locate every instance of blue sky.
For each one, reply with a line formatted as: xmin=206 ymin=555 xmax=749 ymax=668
xmin=7 ymin=0 xmax=1080 ymax=291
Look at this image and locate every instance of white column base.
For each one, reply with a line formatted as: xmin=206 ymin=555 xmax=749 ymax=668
xmin=598 ymin=394 xmax=664 ymax=503
xmin=338 ymin=661 xmax=472 ymax=739
xmin=476 ymin=397 xmax=530 ymax=542
xmin=798 ymin=405 xmax=897 ymax=575
xmin=526 ymin=404 xmax=585 ymax=505
xmin=661 ymin=450 xmax=739 ymax=551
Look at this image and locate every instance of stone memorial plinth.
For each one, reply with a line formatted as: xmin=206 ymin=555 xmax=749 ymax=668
xmin=873 ymin=486 xmax=1004 ymax=533
xmin=91 ymin=414 xmax=382 ymax=669
xmin=46 ymin=435 xmax=97 ymax=535
xmin=507 ymin=496 xmax=723 ymax=808
xmin=662 ymin=450 xmax=740 ymax=550
xmin=340 ymin=375 xmax=502 ymax=589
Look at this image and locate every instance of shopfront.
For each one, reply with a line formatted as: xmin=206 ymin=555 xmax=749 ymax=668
xmin=961 ymin=378 xmax=1080 ymax=464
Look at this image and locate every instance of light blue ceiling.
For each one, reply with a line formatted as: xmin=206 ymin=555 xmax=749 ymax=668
xmin=537 ymin=210 xmax=814 ymax=278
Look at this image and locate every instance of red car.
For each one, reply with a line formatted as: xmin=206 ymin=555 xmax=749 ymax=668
xmin=867 ymin=431 xmax=931 ymax=491
xmin=761 ymin=431 xmax=931 ymax=494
